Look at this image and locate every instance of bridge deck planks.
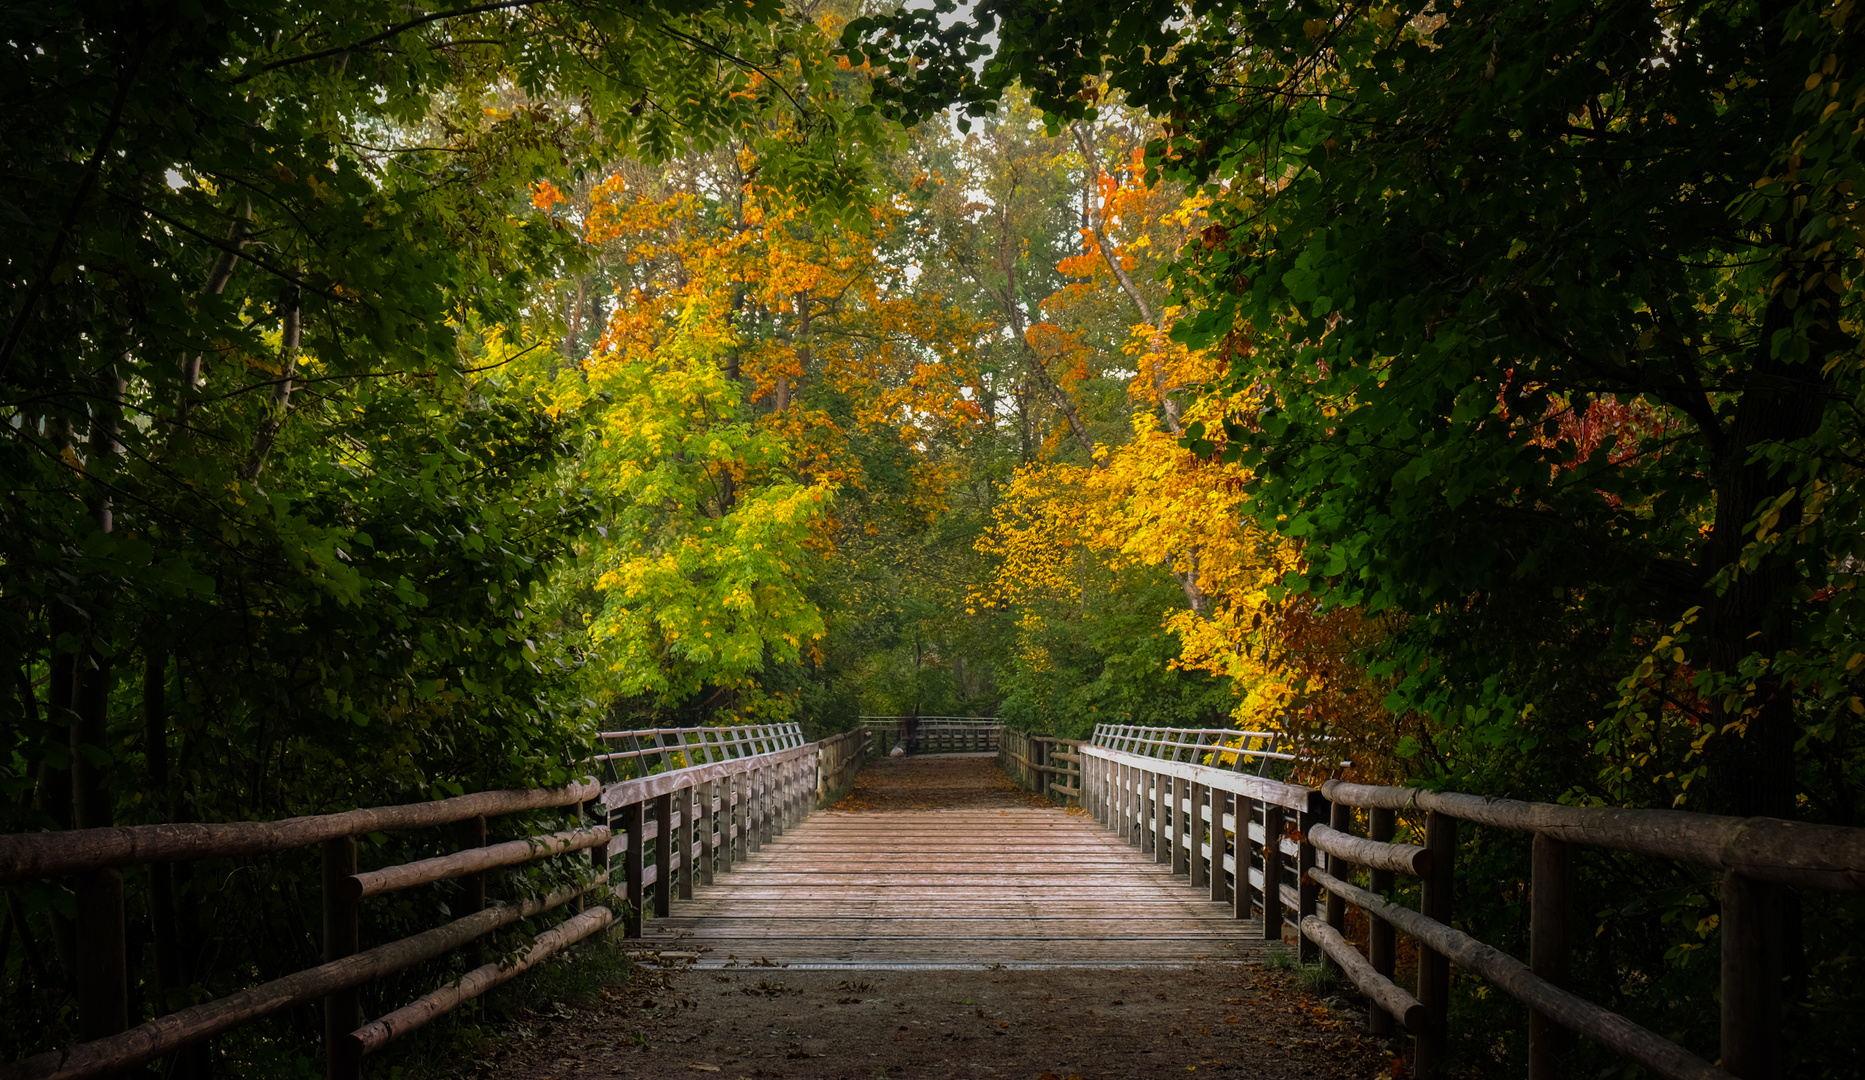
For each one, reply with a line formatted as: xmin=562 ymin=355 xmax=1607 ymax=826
xmin=643 ymin=800 xmax=1268 ymax=968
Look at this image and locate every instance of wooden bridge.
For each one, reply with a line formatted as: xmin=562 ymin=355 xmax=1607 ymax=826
xmin=641 ymin=754 xmax=1271 ymax=968
xmin=2 ymin=722 xmax=1862 ymax=1080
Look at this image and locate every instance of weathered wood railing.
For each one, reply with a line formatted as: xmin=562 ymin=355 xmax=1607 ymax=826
xmin=815 ymin=727 xmax=869 ymax=805
xmin=1040 ymin=723 xmax=1865 ymax=1080
xmin=0 ymin=721 xmax=868 ymax=1079
xmin=997 ymin=729 xmax=1084 ymax=805
xmin=861 ymin=716 xmax=1001 ymax=754
xmin=595 ymin=722 xmax=806 ymax=779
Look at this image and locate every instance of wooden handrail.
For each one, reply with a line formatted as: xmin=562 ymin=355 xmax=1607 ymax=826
xmin=1320 ymin=779 xmax=1865 ymax=891
xmin=2 ymin=722 xmax=863 ymax=1080
xmin=0 ymin=876 xmax=602 ymax=1080
xmin=1004 ymin=738 xmax=1865 ymax=1080
xmin=0 ymin=780 xmax=599 ymax=885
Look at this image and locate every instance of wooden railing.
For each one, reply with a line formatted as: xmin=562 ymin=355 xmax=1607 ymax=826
xmin=862 ymin=716 xmax=1002 ymax=754
xmin=1095 ymin=723 xmax=1349 ymax=771
xmin=997 ymin=729 xmax=1085 ymax=805
xmin=0 ymin=721 xmax=867 ymax=1080
xmin=595 ymin=723 xmax=807 ymax=779
xmin=1014 ymin=725 xmax=1865 ymax=1080
xmin=815 ymin=727 xmax=869 ymax=805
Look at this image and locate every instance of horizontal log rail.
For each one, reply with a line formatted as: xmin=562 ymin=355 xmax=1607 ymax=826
xmin=0 ymin=780 xmax=600 ymax=885
xmin=995 ymin=730 xmax=1865 ymax=1080
xmin=2 ymin=723 xmax=871 ymax=1080
xmin=343 ymin=826 xmax=611 ymax=901
xmin=0 ymin=875 xmax=602 ymax=1080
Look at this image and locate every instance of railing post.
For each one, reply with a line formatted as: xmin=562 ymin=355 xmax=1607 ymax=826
xmin=1115 ymin=761 xmax=1127 ymax=841
xmin=1152 ymin=768 xmax=1169 ymax=863
xmin=697 ymin=777 xmax=716 ymax=886
xmin=1721 ymin=870 xmax=1785 ymax=1080
xmin=1034 ymin=738 xmax=1048 ymax=799
xmin=1261 ymin=803 xmax=1284 ymax=942
xmin=1416 ymin=810 xmax=1456 ymax=1079
xmin=321 ymin=836 xmax=360 ymax=1080
xmin=457 ymin=814 xmax=488 ymax=1009
xmin=729 ymin=771 xmax=746 ymax=865
xmin=1216 ymin=791 xmax=1236 ymax=907
xmin=1529 ymin=832 xmax=1569 ymax=1079
xmin=1229 ymin=793 xmax=1250 ymax=914
xmin=1326 ymin=800 xmax=1350 ymax=936
xmin=1298 ymin=791 xmax=1325 ymax=964
xmin=621 ymin=800 xmax=644 ymax=938
xmin=771 ymin=762 xmax=787 ymax=836
xmin=1368 ymin=806 xmax=1397 ymax=1037
xmin=652 ymin=792 xmax=673 ymax=917
xmin=75 ymin=867 xmax=128 ymax=1059
xmin=742 ymin=767 xmax=758 ymax=854
xmin=1171 ymin=776 xmax=1190 ymax=876
xmin=1188 ymin=781 xmax=1207 ymax=890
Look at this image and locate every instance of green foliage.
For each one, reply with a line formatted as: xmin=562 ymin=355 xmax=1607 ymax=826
xmin=847 ymin=0 xmax=1865 ymax=1073
xmin=0 ymin=0 xmax=895 ymax=1063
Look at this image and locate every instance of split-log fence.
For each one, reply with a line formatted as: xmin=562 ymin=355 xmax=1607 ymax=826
xmin=1012 ymin=723 xmax=1865 ymax=1080
xmin=0 ymin=722 xmax=870 ymax=1080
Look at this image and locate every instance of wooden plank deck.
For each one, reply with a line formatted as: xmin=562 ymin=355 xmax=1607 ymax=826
xmin=640 ymin=756 xmax=1270 ymax=968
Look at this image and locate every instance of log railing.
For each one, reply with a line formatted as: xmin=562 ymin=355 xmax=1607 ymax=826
xmin=0 ymin=721 xmax=867 ymax=1080
xmin=997 ymin=729 xmax=1085 ymax=805
xmin=1015 ymin=726 xmax=1865 ymax=1080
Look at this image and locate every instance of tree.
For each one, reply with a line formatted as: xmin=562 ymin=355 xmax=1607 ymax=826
xmin=849 ymin=0 xmax=1865 ymax=821
xmin=0 ymin=0 xmax=888 ymax=1063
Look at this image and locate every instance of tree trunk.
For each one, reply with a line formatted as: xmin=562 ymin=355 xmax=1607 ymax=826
xmin=1702 ymin=320 xmax=1827 ymax=820
xmin=73 ymin=364 xmax=123 ymax=832
xmin=176 ymin=201 xmax=250 ymax=429
xmin=242 ymin=288 xmax=302 ymax=481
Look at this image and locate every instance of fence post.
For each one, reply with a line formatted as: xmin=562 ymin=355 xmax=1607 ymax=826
xmin=1171 ymin=776 xmax=1190 ymax=876
xmin=652 ymin=793 xmax=674 ymax=917
xmin=1529 ymin=832 xmax=1569 ymax=1079
xmin=457 ymin=815 xmax=488 ymax=1012
xmin=1721 ymin=871 xmax=1784 ymax=1080
xmin=621 ymin=800 xmax=644 ymax=938
xmin=677 ymin=785 xmax=696 ymax=900
xmin=1298 ymin=790 xmax=1325 ymax=964
xmin=1261 ymin=803 xmax=1284 ymax=942
xmin=1416 ymin=810 xmax=1456 ymax=1079
xmin=321 ymin=837 xmax=360 ymax=1080
xmin=1228 ymin=794 xmax=1249 ymax=913
xmin=1189 ymin=782 xmax=1208 ymax=891
xmin=1326 ymin=801 xmax=1350 ymax=938
xmin=1368 ymin=806 xmax=1397 ymax=1037
xmin=75 ymin=867 xmax=128 ymax=1053
xmin=1034 ymin=739 xmax=1048 ymax=799
xmin=1152 ymin=768 xmax=1169 ymax=863
xmin=729 ymin=771 xmax=746 ymax=865
xmin=746 ymin=764 xmax=760 ymax=858
xmin=698 ymin=778 xmax=716 ymax=886
xmin=770 ymin=763 xmax=787 ymax=836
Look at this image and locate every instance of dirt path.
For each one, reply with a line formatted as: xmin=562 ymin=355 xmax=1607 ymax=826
xmin=441 ymin=755 xmax=1396 ymax=1080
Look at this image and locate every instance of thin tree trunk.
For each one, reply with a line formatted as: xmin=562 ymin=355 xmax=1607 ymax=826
xmin=241 ymin=288 xmax=302 ymax=481
xmin=176 ymin=201 xmax=251 ymax=429
xmin=1069 ymin=121 xmax=1183 ymax=434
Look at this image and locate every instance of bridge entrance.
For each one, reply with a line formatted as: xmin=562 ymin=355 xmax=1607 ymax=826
xmin=641 ymin=754 xmax=1271 ymax=968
